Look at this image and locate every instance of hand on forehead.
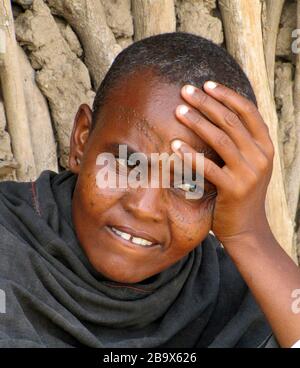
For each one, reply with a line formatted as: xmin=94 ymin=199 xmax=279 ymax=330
xmin=96 ymin=74 xmax=221 ymax=164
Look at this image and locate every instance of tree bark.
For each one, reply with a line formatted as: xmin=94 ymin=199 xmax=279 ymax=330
xmin=18 ymin=46 xmax=58 ymax=175
xmin=0 ymin=87 xmax=17 ymax=180
xmin=47 ymin=0 xmax=121 ymax=89
xmin=274 ymin=62 xmax=299 ymax=223
xmin=132 ymin=0 xmax=176 ymax=41
xmin=219 ymin=0 xmax=297 ymax=261
xmin=262 ymin=0 xmax=285 ymax=95
xmin=291 ymin=0 xmax=300 ymax=234
xmin=15 ymin=0 xmax=95 ymax=169
xmin=0 ymin=0 xmax=36 ymax=181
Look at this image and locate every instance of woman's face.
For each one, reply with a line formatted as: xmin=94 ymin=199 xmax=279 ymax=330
xmin=70 ymin=70 xmax=220 ymax=283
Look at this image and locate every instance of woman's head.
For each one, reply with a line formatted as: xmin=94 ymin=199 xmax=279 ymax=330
xmin=69 ymin=32 xmax=256 ymax=283
xmin=91 ymin=32 xmax=256 ymax=124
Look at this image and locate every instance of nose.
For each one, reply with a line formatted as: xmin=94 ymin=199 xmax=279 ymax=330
xmin=121 ymin=187 xmax=165 ymax=223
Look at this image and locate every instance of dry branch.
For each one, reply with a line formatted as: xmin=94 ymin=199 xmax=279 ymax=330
xmin=0 ymin=0 xmax=36 ymax=181
xmin=0 ymin=88 xmax=17 ymax=180
xmin=47 ymin=0 xmax=121 ymax=89
xmin=18 ymin=46 xmax=58 ymax=175
xmin=132 ymin=0 xmax=176 ymax=41
xmin=219 ymin=0 xmax=297 ymax=261
xmin=262 ymin=0 xmax=285 ymax=95
xmin=15 ymin=0 xmax=94 ymax=168
xmin=291 ymin=0 xmax=300 ymax=232
xmin=275 ymin=61 xmax=300 ymax=222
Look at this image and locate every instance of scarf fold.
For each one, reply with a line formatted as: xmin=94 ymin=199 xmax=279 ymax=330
xmin=0 ymin=170 xmax=272 ymax=347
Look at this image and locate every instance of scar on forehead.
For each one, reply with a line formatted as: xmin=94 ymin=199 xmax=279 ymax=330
xmin=111 ymin=106 xmax=218 ymax=159
xmin=113 ymin=105 xmax=164 ymax=149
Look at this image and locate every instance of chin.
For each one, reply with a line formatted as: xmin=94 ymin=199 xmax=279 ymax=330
xmin=110 ymin=274 xmax=147 ymax=284
xmin=108 ymin=273 xmax=150 ymax=284
xmin=89 ymin=260 xmax=152 ymax=284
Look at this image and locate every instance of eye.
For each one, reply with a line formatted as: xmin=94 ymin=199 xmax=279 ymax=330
xmin=176 ymin=182 xmax=200 ymax=193
xmin=175 ymin=178 xmax=217 ymax=201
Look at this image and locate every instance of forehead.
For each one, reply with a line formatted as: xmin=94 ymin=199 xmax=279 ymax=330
xmin=94 ymin=70 xmax=218 ymax=160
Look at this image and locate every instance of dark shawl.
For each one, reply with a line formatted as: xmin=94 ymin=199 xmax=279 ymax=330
xmin=0 ymin=170 xmax=276 ymax=348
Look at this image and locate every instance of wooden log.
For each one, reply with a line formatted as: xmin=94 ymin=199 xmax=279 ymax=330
xmin=47 ymin=0 xmax=121 ymax=89
xmin=132 ymin=0 xmax=176 ymax=41
xmin=291 ymin=0 xmax=300 ymax=234
xmin=275 ymin=61 xmax=300 ymax=223
xmin=219 ymin=0 xmax=297 ymax=261
xmin=15 ymin=0 xmax=94 ymax=169
xmin=0 ymin=0 xmax=36 ymax=181
xmin=18 ymin=46 xmax=58 ymax=175
xmin=0 ymin=86 xmax=17 ymax=180
xmin=262 ymin=0 xmax=285 ymax=95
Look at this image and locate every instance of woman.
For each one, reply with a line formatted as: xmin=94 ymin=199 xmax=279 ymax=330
xmin=0 ymin=32 xmax=299 ymax=348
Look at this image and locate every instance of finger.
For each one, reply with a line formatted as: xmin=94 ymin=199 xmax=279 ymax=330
xmin=171 ymin=139 xmax=231 ymax=190
xmin=203 ymin=81 xmax=274 ymax=158
xmin=182 ymin=85 xmax=250 ymax=142
xmin=180 ymin=84 xmax=264 ymax=160
xmin=175 ymin=104 xmax=245 ymax=170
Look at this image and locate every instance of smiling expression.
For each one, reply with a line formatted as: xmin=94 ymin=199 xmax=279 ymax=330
xmin=69 ymin=70 xmax=221 ymax=283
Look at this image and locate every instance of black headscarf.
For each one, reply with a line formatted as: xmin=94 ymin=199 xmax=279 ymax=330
xmin=0 ymin=170 xmax=275 ymax=347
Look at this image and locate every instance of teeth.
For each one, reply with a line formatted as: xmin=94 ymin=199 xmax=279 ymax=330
xmin=131 ymin=237 xmax=152 ymax=246
xmin=121 ymin=232 xmax=131 ymax=241
xmin=131 ymin=236 xmax=152 ymax=245
xmin=110 ymin=227 xmax=153 ymax=247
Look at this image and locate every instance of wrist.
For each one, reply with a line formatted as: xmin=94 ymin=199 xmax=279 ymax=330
xmin=220 ymin=218 xmax=276 ymax=254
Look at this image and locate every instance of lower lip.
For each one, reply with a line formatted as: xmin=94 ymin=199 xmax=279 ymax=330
xmin=105 ymin=226 xmax=162 ymax=251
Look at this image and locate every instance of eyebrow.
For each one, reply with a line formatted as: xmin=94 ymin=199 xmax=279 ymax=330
xmin=103 ymin=142 xmax=140 ymax=158
xmin=105 ymin=142 xmax=218 ymax=161
xmin=113 ymin=105 xmax=216 ymax=155
xmin=103 ymin=141 xmax=221 ymax=190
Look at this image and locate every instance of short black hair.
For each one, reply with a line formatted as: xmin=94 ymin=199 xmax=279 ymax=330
xmin=92 ymin=32 xmax=256 ymax=125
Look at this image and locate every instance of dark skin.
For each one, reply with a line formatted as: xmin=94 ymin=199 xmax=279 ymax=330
xmin=69 ymin=70 xmax=300 ymax=347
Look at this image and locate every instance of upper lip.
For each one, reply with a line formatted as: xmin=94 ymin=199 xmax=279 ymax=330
xmin=108 ymin=225 xmax=163 ymax=246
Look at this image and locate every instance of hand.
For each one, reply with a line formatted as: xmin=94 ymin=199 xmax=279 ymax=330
xmin=171 ymin=82 xmax=300 ymax=349
xmin=171 ymin=82 xmax=275 ymax=245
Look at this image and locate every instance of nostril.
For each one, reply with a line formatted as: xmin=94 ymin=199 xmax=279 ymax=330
xmin=123 ymin=202 xmax=164 ymax=222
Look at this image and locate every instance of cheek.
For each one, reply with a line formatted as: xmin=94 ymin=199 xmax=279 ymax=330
xmin=76 ymin=165 xmax=129 ymax=222
xmin=168 ymin=197 xmax=215 ymax=246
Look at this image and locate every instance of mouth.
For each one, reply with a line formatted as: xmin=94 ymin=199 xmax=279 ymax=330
xmin=106 ymin=225 xmax=162 ymax=249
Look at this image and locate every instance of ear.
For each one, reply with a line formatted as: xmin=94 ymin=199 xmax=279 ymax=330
xmin=69 ymin=104 xmax=93 ymax=174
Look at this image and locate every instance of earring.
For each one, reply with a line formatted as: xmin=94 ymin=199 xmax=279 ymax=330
xmin=76 ymin=157 xmax=81 ymax=165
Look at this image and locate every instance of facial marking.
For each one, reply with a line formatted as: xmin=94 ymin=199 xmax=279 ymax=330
xmin=109 ymin=105 xmax=163 ymax=152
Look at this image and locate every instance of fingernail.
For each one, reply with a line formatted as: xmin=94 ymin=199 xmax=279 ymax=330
xmin=171 ymin=140 xmax=182 ymax=150
xmin=177 ymin=105 xmax=189 ymax=115
xmin=185 ymin=85 xmax=196 ymax=95
xmin=205 ymin=81 xmax=217 ymax=89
